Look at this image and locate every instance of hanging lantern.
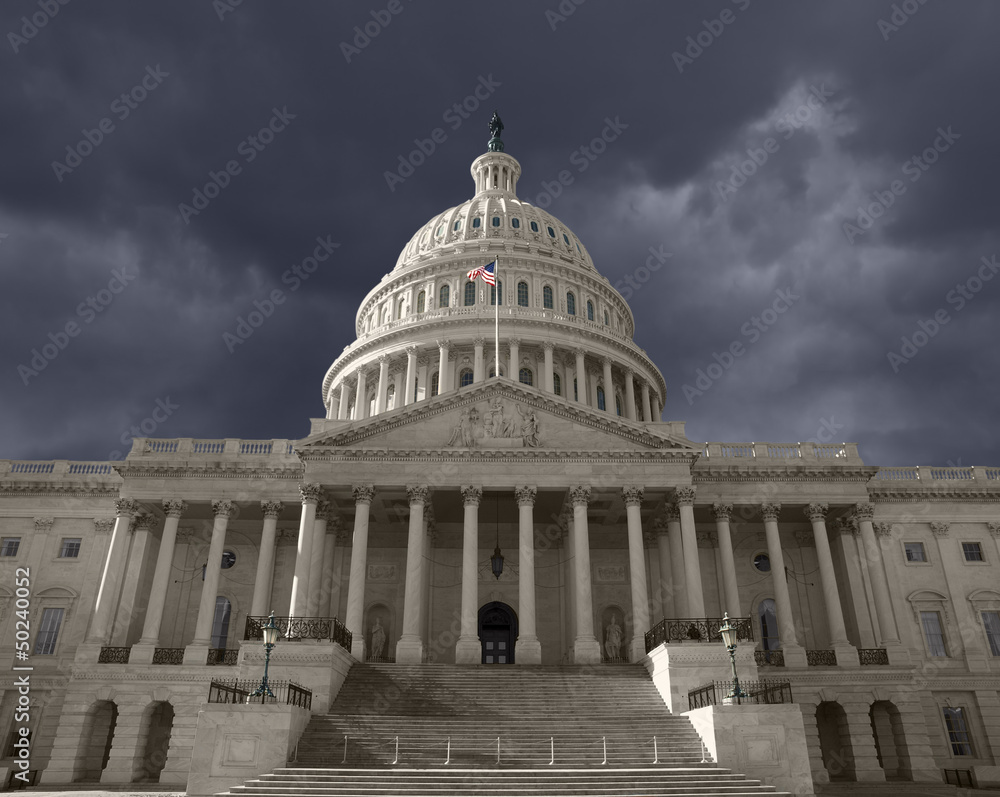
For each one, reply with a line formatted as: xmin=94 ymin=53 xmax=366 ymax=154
xmin=491 ymin=545 xmax=504 ymax=579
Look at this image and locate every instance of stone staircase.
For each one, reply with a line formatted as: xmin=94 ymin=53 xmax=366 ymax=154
xmin=225 ymin=663 xmax=790 ymax=796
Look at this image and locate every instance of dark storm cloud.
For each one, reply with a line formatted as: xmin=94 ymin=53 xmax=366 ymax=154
xmin=1 ymin=0 xmax=997 ymax=469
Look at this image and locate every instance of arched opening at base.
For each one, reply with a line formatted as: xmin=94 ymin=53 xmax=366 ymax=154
xmin=816 ymin=701 xmax=855 ymax=782
xmin=135 ymin=701 xmax=174 ymax=783
xmin=74 ymin=700 xmax=118 ymax=782
xmin=479 ymin=601 xmax=517 ymax=664
xmin=870 ymin=700 xmax=911 ymax=780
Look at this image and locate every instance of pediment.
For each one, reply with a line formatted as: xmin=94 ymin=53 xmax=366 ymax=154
xmin=298 ymin=381 xmax=698 ymax=457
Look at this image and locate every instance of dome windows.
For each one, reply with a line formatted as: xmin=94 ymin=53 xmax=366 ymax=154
xmin=436 ymin=225 xmax=443 ymax=237
xmin=459 ymin=368 xmax=474 ymax=387
xmin=587 ymin=300 xmax=594 ymax=321
xmin=490 ymin=280 xmax=503 ymax=306
xmin=563 ymin=233 xmax=570 ymax=245
xmin=519 ymin=367 xmax=533 ymax=386
xmin=530 ymin=221 xmax=539 ymax=233
xmin=517 ymin=281 xmax=529 ymax=307
xmin=453 ymin=220 xmax=461 ymax=231
xmin=567 ymin=292 xmax=576 ymax=316
xmin=472 ymin=218 xmax=481 ymax=229
xmin=547 ymin=226 xmax=556 ymax=238
xmin=543 ymin=285 xmax=553 ymax=309
xmin=511 ymin=218 xmax=520 ymax=229
xmin=464 ymin=281 xmax=476 ymax=306
xmin=431 ymin=372 xmax=439 ymax=397
xmin=597 ymin=386 xmax=606 ymax=411
xmin=604 ymin=311 xmax=610 ymax=325
xmin=492 ymin=216 xmax=501 ymax=227
xmin=439 ymin=285 xmax=450 ymax=308
xmin=615 ymin=394 xmax=622 ymax=416
xmin=416 ymin=291 xmax=425 ymax=314
xmin=553 ymin=373 xmax=562 ymax=396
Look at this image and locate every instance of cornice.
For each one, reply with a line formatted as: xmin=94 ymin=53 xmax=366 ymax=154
xmin=116 ymin=463 xmax=304 ymax=480
xmin=693 ymin=465 xmax=879 ymax=483
xmin=0 ymin=481 xmax=121 ymax=497
xmin=306 ymin=449 xmax=697 ymax=464
xmin=870 ymin=486 xmax=1000 ymax=502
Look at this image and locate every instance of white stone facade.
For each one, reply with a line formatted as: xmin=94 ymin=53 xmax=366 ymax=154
xmin=0 ymin=143 xmax=998 ymax=790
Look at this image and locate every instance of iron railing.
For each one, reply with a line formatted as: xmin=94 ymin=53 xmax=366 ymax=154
xmin=754 ymin=649 xmax=785 ymax=667
xmin=207 ymin=647 xmax=239 ymax=666
xmin=152 ymin=647 xmax=185 ymax=665
xmin=366 ymin=653 xmax=396 ymax=663
xmin=97 ymin=646 xmax=130 ymax=664
xmin=688 ymin=679 xmax=793 ymax=710
xmin=601 ymin=655 xmax=631 ymax=665
xmin=645 ymin=616 xmax=753 ymax=652
xmin=244 ymin=615 xmax=353 ymax=652
xmin=858 ymin=648 xmax=889 ymax=665
xmin=806 ymin=649 xmax=838 ymax=667
xmin=207 ymin=678 xmax=312 ymax=710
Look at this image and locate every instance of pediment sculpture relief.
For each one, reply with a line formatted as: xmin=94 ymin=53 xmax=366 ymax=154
xmin=446 ymin=398 xmax=540 ymax=449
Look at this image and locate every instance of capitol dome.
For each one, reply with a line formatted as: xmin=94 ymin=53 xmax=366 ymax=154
xmin=321 ymin=127 xmax=667 ymax=426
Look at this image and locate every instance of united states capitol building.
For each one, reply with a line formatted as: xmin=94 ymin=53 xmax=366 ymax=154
xmin=1 ymin=120 xmax=999 ymax=794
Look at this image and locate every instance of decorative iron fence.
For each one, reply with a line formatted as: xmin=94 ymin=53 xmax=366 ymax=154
xmin=207 ymin=647 xmax=239 ymax=666
xmin=754 ymin=649 xmax=785 ymax=667
xmin=806 ymin=649 xmax=837 ymax=667
xmin=858 ymin=648 xmax=889 ymax=666
xmin=366 ymin=654 xmax=395 ymax=663
xmin=152 ymin=647 xmax=185 ymax=665
xmin=207 ymin=679 xmax=312 ymax=710
xmin=244 ymin=615 xmax=353 ymax=652
xmin=97 ymin=647 xmax=130 ymax=664
xmin=688 ymin=679 xmax=793 ymax=710
xmin=644 ymin=616 xmax=753 ymax=652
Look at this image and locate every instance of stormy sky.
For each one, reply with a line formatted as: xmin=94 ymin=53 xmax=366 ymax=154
xmin=2 ymin=0 xmax=998 ymax=468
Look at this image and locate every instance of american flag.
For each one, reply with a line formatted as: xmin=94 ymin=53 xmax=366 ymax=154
xmin=466 ymin=259 xmax=496 ymax=286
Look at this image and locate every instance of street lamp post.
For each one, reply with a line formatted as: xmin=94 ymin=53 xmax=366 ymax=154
xmin=251 ymin=611 xmax=281 ymax=700
xmin=719 ymin=613 xmax=745 ymax=705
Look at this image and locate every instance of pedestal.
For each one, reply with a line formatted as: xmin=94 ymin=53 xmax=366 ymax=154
xmin=183 ymin=644 xmax=210 ymax=666
xmin=573 ymin=636 xmax=602 ymax=665
xmin=455 ymin=636 xmax=480 ymax=664
xmin=129 ymin=643 xmax=156 ymax=665
xmin=517 ymin=637 xmax=542 ymax=664
xmin=395 ymin=636 xmax=424 ymax=664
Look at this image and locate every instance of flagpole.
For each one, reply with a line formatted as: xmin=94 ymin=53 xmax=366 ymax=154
xmin=494 ymin=257 xmax=500 ymax=379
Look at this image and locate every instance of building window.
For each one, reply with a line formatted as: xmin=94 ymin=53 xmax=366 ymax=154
xmin=348 ymin=401 xmax=355 ymax=420
xmin=519 ymin=368 xmax=533 ymax=386
xmin=58 ymin=538 xmax=81 ymax=558
xmin=530 ymin=221 xmax=539 ymax=233
xmin=962 ymin=542 xmax=984 ymax=562
xmin=492 ymin=216 xmax=501 ymax=227
xmin=943 ymin=707 xmax=974 ymax=756
xmin=453 ymin=220 xmax=461 ymax=231
xmin=615 ymin=394 xmax=622 ymax=416
xmin=396 ymin=298 xmax=405 ymax=320
xmin=517 ymin=281 xmax=529 ymax=307
xmin=472 ymin=217 xmax=481 ymax=228
xmin=381 ymin=306 xmax=389 ymax=325
xmin=459 ymin=368 xmax=474 ymax=387
xmin=597 ymin=386 xmax=606 ymax=411
xmin=511 ymin=218 xmax=520 ymax=229
xmin=982 ymin=611 xmax=1000 ymax=656
xmin=386 ymin=384 xmax=396 ymax=410
xmin=416 ymin=291 xmax=425 ymax=313
xmin=440 ymin=284 xmax=450 ymax=308
xmin=221 ymin=551 xmax=236 ymax=569
xmin=0 ymin=537 xmax=20 ymax=557
xmin=567 ymin=292 xmax=576 ymax=316
xmin=490 ymin=280 xmax=503 ymax=306
xmin=543 ymin=285 xmax=553 ymax=309
xmin=604 ymin=311 xmax=609 ymax=325
xmin=413 ymin=378 xmax=419 ymax=403
xmin=759 ymin=599 xmax=779 ymax=650
xmin=488 ymin=366 xmax=504 ymax=378
xmin=547 ymin=226 xmax=556 ymax=238
xmin=211 ymin=597 xmax=232 ymax=649
xmin=753 ymin=553 xmax=771 ymax=572
xmin=464 ymin=281 xmax=476 ymax=306
xmin=553 ymin=373 xmax=561 ymax=396
xmin=431 ymin=372 xmax=439 ymax=397
xmin=904 ymin=542 xmax=927 ymax=562
xmin=5 ymin=730 xmax=30 ymax=758
xmin=563 ymin=233 xmax=570 ymax=245
xmin=573 ymin=378 xmax=578 ymax=401
xmin=34 ymin=607 xmax=64 ymax=655
xmin=587 ymin=300 xmax=594 ymax=321
xmin=921 ymin=611 xmax=948 ymax=657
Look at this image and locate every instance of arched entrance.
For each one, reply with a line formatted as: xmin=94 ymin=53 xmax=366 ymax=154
xmin=870 ymin=700 xmax=911 ymax=780
xmin=73 ymin=701 xmax=118 ymax=782
xmin=816 ymin=701 xmax=855 ymax=781
xmin=479 ymin=601 xmax=517 ymax=664
xmin=136 ymin=702 xmax=174 ymax=782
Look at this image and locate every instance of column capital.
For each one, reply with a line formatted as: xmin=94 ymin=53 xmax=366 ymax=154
xmin=697 ymin=530 xmax=717 ymax=548
xmin=315 ymin=499 xmax=334 ymax=521
xmin=804 ymin=503 xmax=829 ymax=522
xmin=760 ymin=502 xmax=781 ymax=522
xmin=473 ymin=337 xmax=486 ymax=348
xmin=33 ymin=517 xmax=53 ymax=532
xmin=299 ymin=483 xmax=323 ymax=504
xmin=836 ymin=516 xmax=859 ymax=537
xmin=162 ymin=499 xmax=187 ymax=518
xmin=652 ymin=516 xmax=668 ymax=535
xmin=621 ymin=486 xmax=643 ymax=507
xmin=542 ymin=341 xmax=555 ymax=352
xmin=133 ymin=514 xmax=157 ymax=533
xmin=94 ymin=518 xmax=115 ymax=534
xmin=675 ymin=486 xmax=696 ymax=507
xmin=212 ymin=499 xmax=236 ymax=519
xmin=436 ymin=338 xmax=451 ymax=349
xmin=377 ymin=353 xmax=389 ymax=364
xmin=663 ymin=503 xmax=680 ymax=523
xmin=260 ymin=500 xmax=283 ymax=519
xmin=406 ymin=345 xmax=418 ymax=356
xmin=988 ymin=522 xmax=1000 ymax=539
xmin=873 ymin=521 xmax=893 ymax=538
xmin=854 ymin=502 xmax=875 ymax=521
xmin=407 ymin=485 xmax=430 ymax=505
xmin=509 ymin=337 xmax=521 ymax=347
xmin=461 ymin=485 xmax=483 ymax=506
xmin=114 ymin=497 xmax=140 ymax=517
xmin=643 ymin=530 xmax=656 ymax=548
xmin=712 ymin=502 xmax=733 ymax=521
xmin=930 ymin=521 xmax=950 ymax=537
xmin=570 ymin=485 xmax=592 ymax=506
xmin=352 ymin=484 xmax=376 ymax=505
xmin=514 ymin=485 xmax=537 ymax=506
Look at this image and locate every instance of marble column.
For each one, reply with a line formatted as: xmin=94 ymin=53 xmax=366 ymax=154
xmin=575 ymin=349 xmax=586 ymax=404
xmin=641 ymin=382 xmax=652 ymax=422
xmin=289 ymin=484 xmax=322 ymax=618
xmin=508 ymin=338 xmax=520 ymax=381
xmin=404 ymin=346 xmax=418 ymax=405
xmin=562 ymin=510 xmax=576 ymax=658
xmin=929 ymin=521 xmax=988 ymax=670
xmin=306 ymin=499 xmax=331 ymax=616
xmin=437 ymin=339 xmax=450 ymax=393
xmin=354 ymin=368 xmax=368 ymax=420
xmin=602 ymin=358 xmax=614 ymax=412
xmin=473 ymin=338 xmax=485 ymax=383
xmin=132 ymin=500 xmax=187 ymax=659
xmin=666 ymin=504 xmax=687 ymax=616
xmin=571 ymin=486 xmax=601 ymax=663
xmin=329 ymin=522 xmax=349 ymax=619
xmin=543 ymin=343 xmax=555 ymax=393
xmin=623 ymin=486 xmax=650 ymax=661
xmin=250 ymin=500 xmax=282 ymax=617
xmin=676 ymin=487 xmax=705 ymax=618
xmin=391 ymin=370 xmax=403 ymax=410
xmin=338 ymin=382 xmax=351 ymax=419
xmin=346 ymin=485 xmax=375 ymax=660
xmin=184 ymin=499 xmax=235 ymax=663
xmin=397 ymin=486 xmax=428 ymax=663
xmin=86 ymin=497 xmax=139 ymax=644
xmin=515 ymin=486 xmax=541 ymax=663
xmin=624 ymin=369 xmax=637 ymax=421
xmin=456 ymin=485 xmax=482 ymax=664
xmin=712 ymin=503 xmax=741 ymax=619
xmin=374 ymin=355 xmax=390 ymax=415
xmin=761 ymin=502 xmax=806 ymax=666
xmin=589 ymin=369 xmax=600 ymax=408
xmin=805 ymin=503 xmax=855 ymax=661
xmin=653 ymin=517 xmax=673 ymax=618
xmin=112 ymin=513 xmax=156 ymax=645
xmin=854 ymin=504 xmax=903 ymax=655
xmin=421 ymin=513 xmax=434 ymax=651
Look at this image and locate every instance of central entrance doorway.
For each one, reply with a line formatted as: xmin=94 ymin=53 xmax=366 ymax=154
xmin=479 ymin=601 xmax=517 ymax=664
